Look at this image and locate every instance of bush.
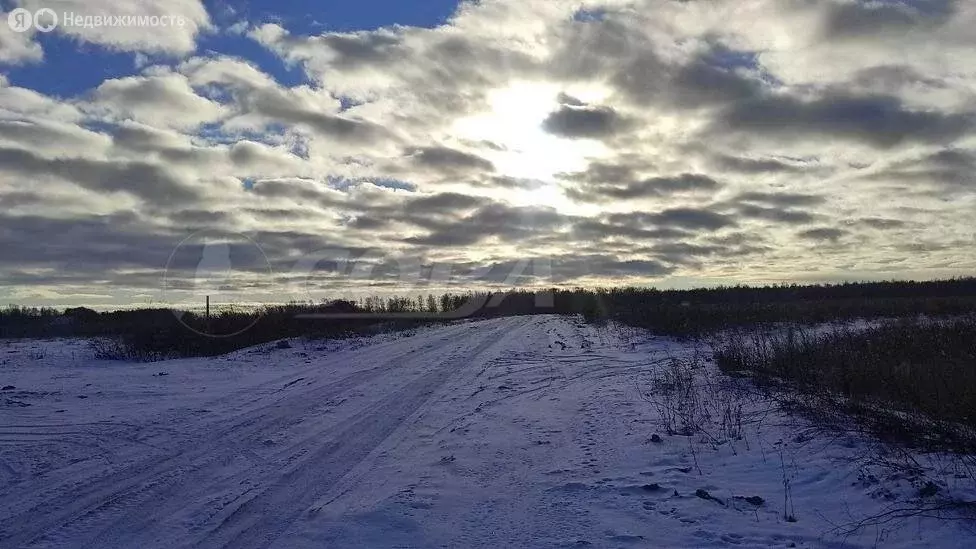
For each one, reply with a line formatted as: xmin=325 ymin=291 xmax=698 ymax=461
xmin=89 ymin=337 xmax=166 ymax=362
xmin=714 ymin=317 xmax=976 ymax=452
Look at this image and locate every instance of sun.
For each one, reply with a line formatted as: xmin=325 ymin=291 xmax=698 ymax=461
xmin=452 ymin=81 xmax=610 ymax=212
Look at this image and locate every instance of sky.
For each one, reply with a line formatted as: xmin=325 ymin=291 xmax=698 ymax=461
xmin=0 ymin=0 xmax=975 ymax=309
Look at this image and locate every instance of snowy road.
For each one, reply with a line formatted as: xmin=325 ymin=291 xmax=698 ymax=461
xmin=0 ymin=316 xmax=972 ymax=548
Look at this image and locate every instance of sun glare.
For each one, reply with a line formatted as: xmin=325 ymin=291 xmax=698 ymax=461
xmin=453 ymin=82 xmax=610 ymax=211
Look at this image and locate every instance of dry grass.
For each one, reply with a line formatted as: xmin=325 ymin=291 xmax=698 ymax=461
xmin=714 ymin=317 xmax=976 ymax=453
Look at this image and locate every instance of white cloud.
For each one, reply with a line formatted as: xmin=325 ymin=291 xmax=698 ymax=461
xmin=16 ymin=0 xmax=212 ymax=56
xmin=0 ymin=12 xmax=43 ymax=65
xmin=84 ymin=72 xmax=226 ymax=130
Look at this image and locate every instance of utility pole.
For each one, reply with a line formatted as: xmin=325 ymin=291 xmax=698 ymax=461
xmin=206 ymin=295 xmax=210 ymax=321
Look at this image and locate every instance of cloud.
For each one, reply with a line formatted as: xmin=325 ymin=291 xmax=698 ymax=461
xmin=857 ymin=217 xmax=909 ymax=230
xmin=470 ymin=255 xmax=675 ymax=284
xmin=711 ymin=154 xmax=807 ymax=174
xmin=85 ymin=72 xmax=225 ymax=130
xmin=179 ymin=56 xmax=392 ymax=151
xmin=798 ymin=227 xmax=848 ymax=242
xmin=649 ymin=208 xmax=737 ymax=231
xmin=0 ymin=212 xmax=177 ymax=274
xmin=571 ymin=217 xmax=691 ymax=241
xmin=737 ymin=204 xmax=816 ymax=225
xmin=18 ymin=0 xmax=212 ymax=55
xmin=856 ymin=147 xmax=976 ymax=191
xmin=719 ymin=191 xmax=825 ymax=225
xmin=717 ymin=93 xmax=973 ymax=148
xmin=408 ymin=146 xmax=495 ymax=173
xmin=5 ymin=0 xmax=976 ymax=304
xmin=0 ymin=146 xmax=201 ymax=205
xmin=607 ymin=36 xmax=768 ymax=110
xmin=542 ymin=104 xmax=631 ymax=139
xmin=821 ymin=0 xmax=957 ymax=39
xmin=0 ymin=14 xmax=43 ymax=65
xmin=0 ymin=118 xmax=111 ymax=154
xmin=402 ymin=192 xmax=488 ymax=215
xmin=110 ymin=121 xmax=193 ymax=152
xmin=403 ymin=203 xmax=569 ymax=248
xmin=735 ymin=192 xmax=827 ymax=208
xmin=565 ymin=173 xmax=722 ymax=202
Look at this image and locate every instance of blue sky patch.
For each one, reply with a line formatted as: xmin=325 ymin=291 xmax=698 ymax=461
xmin=2 ymin=0 xmax=464 ymax=99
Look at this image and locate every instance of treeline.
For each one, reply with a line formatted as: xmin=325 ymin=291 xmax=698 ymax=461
xmin=475 ymin=278 xmax=976 ymax=336
xmin=585 ymin=285 xmax=976 ymax=336
xmin=3 ymin=277 xmax=976 ymax=358
xmin=0 ymin=294 xmax=517 ymax=359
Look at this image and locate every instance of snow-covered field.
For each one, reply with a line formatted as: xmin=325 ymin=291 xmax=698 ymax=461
xmin=0 ymin=315 xmax=972 ymax=548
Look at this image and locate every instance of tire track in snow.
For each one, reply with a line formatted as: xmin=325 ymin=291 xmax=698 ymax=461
xmin=0 ymin=322 xmax=485 ymax=513
xmin=0 ymin=317 xmax=524 ymax=549
xmin=189 ymin=317 xmax=529 ymax=549
xmin=0 ymin=320 xmax=505 ymax=548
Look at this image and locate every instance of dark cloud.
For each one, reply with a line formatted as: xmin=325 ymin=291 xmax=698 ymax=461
xmin=0 ymin=213 xmax=181 ymax=277
xmin=571 ymin=218 xmax=691 ymax=241
xmin=717 ymin=93 xmax=972 ymax=148
xmin=408 ymin=146 xmax=495 ymax=173
xmin=927 ymin=148 xmax=976 ymax=169
xmin=650 ymin=242 xmax=724 ymax=265
xmin=549 ymin=15 xmax=645 ymax=80
xmin=167 ymin=209 xmax=235 ymax=227
xmin=737 ymin=204 xmax=816 ymax=224
xmin=798 ymin=227 xmax=848 ymax=242
xmin=111 ymin=124 xmax=183 ymax=152
xmin=560 ymin=161 xmax=641 ymax=185
xmin=712 ymin=154 xmax=807 ymax=174
xmin=895 ymin=241 xmax=952 ymax=253
xmin=403 ymin=203 xmax=569 ymax=248
xmin=822 ymin=0 xmax=957 ymax=38
xmin=0 ymin=147 xmax=200 ymax=206
xmin=542 ymin=104 xmax=631 ymax=139
xmin=252 ymin=92 xmax=387 ymax=142
xmin=451 ymin=254 xmax=674 ymax=285
xmin=849 ymin=65 xmax=946 ymax=94
xmin=857 ymin=148 xmax=976 ymax=190
xmin=669 ymin=58 xmax=764 ymax=108
xmin=549 ymin=256 xmax=672 ymax=280
xmin=735 ymin=191 xmax=827 ymax=208
xmin=402 ymin=192 xmax=488 ymax=215
xmin=312 ymin=30 xmax=404 ymax=69
xmin=401 ymin=229 xmax=485 ymax=247
xmin=632 ymin=174 xmax=721 ymax=195
xmin=566 ymin=173 xmax=722 ymax=202
xmin=249 ymin=179 xmax=348 ymax=209
xmin=611 ymin=41 xmax=766 ymax=109
xmin=0 ymin=191 xmax=46 ymax=209
xmin=556 ymin=92 xmax=587 ymax=106
xmin=343 ymin=215 xmax=388 ymax=230
xmin=723 ymin=191 xmax=825 ymax=225
xmin=857 ymin=217 xmax=909 ymax=230
xmin=649 ymin=208 xmax=737 ymax=231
